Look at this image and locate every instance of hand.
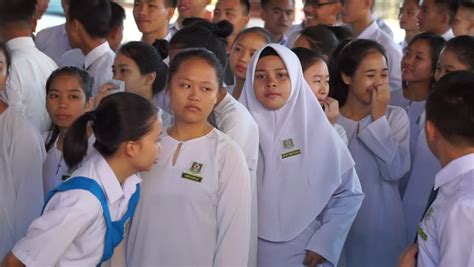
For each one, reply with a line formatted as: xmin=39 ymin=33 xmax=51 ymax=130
xmin=398 ymin=243 xmax=418 ymax=267
xmin=94 ymin=82 xmax=117 ymax=108
xmin=321 ymin=97 xmax=340 ymax=124
xmin=370 ymin=82 xmax=390 ymax=121
xmin=303 ymin=250 xmax=325 ymax=267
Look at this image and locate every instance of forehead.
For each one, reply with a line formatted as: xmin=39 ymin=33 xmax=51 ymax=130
xmin=256 ymin=55 xmax=286 ymax=68
xmin=421 ymin=0 xmax=435 ymax=7
xmin=266 ymin=0 xmax=294 ymax=9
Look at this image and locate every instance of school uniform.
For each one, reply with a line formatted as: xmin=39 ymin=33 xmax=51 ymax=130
xmin=402 ymin=128 xmax=441 ymax=243
xmin=334 ymin=123 xmax=348 ymax=145
xmin=42 ymin=132 xmax=97 ymax=196
xmin=390 ymin=89 xmax=426 ymax=196
xmin=0 ymin=107 xmax=45 ymax=259
xmin=12 ymin=154 xmax=141 ymax=266
xmin=35 ymin=24 xmax=71 ymax=64
xmin=84 ymin=42 xmax=115 ymax=96
xmin=441 ymin=28 xmax=455 ymax=41
xmin=58 ymin=48 xmax=86 ymax=68
xmin=358 ymin=21 xmax=403 ymax=91
xmin=240 ymin=44 xmax=364 ymax=267
xmin=286 ymin=22 xmax=304 ymax=48
xmin=337 ymin=105 xmax=411 ymax=267
xmin=2 ymin=37 xmax=57 ymax=132
xmin=127 ymin=129 xmax=251 ymax=266
xmin=417 ymin=153 xmax=474 ymax=267
xmin=213 ymin=92 xmax=259 ymax=266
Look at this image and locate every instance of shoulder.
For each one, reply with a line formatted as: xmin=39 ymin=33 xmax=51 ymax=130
xmin=216 ymin=96 xmax=257 ymax=130
xmin=213 ymin=129 xmax=246 ymax=159
xmin=36 ymin=24 xmax=64 ymax=42
xmin=5 ymin=108 xmax=43 ymax=142
xmin=386 ymin=105 xmax=408 ymax=121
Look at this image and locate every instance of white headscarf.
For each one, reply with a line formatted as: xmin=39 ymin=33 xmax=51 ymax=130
xmin=240 ymin=43 xmax=355 ymax=242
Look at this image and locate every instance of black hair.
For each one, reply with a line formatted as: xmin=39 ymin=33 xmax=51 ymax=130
xmin=168 ymin=48 xmax=224 ymax=89
xmin=170 ymin=18 xmax=233 ymax=68
xmin=0 ymin=0 xmax=36 ymax=24
xmin=426 ymin=71 xmax=474 ymax=146
xmin=330 ymin=39 xmax=387 ymax=106
xmin=44 ymin=67 xmax=94 ymax=152
xmin=297 ymin=25 xmax=339 ymax=58
xmin=261 ymin=0 xmax=294 ymax=8
xmin=259 ymin=46 xmax=279 ymax=59
xmin=0 ymin=43 xmax=12 ymax=76
xmin=68 ymin=0 xmax=111 ymax=38
xmin=433 ymin=0 xmax=458 ymax=24
xmin=458 ymin=0 xmax=474 ymax=10
xmin=407 ymin=32 xmax=446 ymax=75
xmin=326 ymin=25 xmax=354 ymax=42
xmin=444 ymin=35 xmax=474 ymax=71
xmin=110 ymin=2 xmax=126 ymax=30
xmin=64 ymin=93 xmax=157 ymax=169
xmin=241 ymin=0 xmax=251 ymax=15
xmin=166 ymin=0 xmax=177 ymax=8
xmin=118 ymin=40 xmax=169 ymax=96
xmin=292 ymin=47 xmax=326 ymax=72
xmin=231 ymin=26 xmax=274 ymax=49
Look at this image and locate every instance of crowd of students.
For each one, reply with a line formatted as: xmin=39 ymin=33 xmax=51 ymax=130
xmin=0 ymin=0 xmax=474 ymax=266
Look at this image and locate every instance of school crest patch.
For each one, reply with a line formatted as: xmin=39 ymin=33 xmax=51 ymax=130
xmin=181 ymin=162 xmax=204 ymax=182
xmin=281 ymin=138 xmax=301 ymax=159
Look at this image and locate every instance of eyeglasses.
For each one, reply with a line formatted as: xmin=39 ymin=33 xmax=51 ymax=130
xmin=304 ymin=0 xmax=339 ymax=8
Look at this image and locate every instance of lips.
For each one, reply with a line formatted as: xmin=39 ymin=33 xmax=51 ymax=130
xmin=54 ymin=113 xmax=71 ymax=121
xmin=235 ymin=65 xmax=246 ymax=74
xmin=185 ymin=104 xmax=201 ymax=112
xmin=265 ymin=92 xmax=281 ymax=99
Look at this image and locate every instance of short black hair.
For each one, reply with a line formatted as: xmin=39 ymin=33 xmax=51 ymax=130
xmin=261 ymin=0 xmax=294 ymax=8
xmin=433 ymin=0 xmax=459 ymax=24
xmin=68 ymin=0 xmax=112 ymax=38
xmin=458 ymin=0 xmax=474 ymax=10
xmin=0 ymin=0 xmax=36 ymax=24
xmin=298 ymin=25 xmax=339 ymax=58
xmin=426 ymin=71 xmax=474 ymax=146
xmin=110 ymin=2 xmax=126 ymax=31
xmin=166 ymin=0 xmax=177 ymax=8
xmin=241 ymin=0 xmax=251 ymax=15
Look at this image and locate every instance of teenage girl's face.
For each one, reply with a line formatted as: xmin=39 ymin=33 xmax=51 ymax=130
xmin=344 ymin=52 xmax=388 ymax=105
xmin=0 ymin=50 xmax=7 ymax=91
xmin=46 ymin=74 xmax=92 ymax=130
xmin=113 ymin=52 xmax=153 ymax=98
xmin=435 ymin=48 xmax=470 ymax=81
xmin=253 ymin=55 xmax=291 ymax=110
xmin=168 ymin=57 xmax=219 ymax=124
xmin=303 ymin=59 xmax=330 ymax=103
xmin=133 ymin=116 xmax=162 ymax=171
xmin=401 ymin=39 xmax=433 ymax=82
xmin=399 ymin=0 xmax=419 ymax=32
xmin=230 ymin=32 xmax=268 ymax=80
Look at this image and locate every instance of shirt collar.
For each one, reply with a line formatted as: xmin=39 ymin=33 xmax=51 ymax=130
xmin=434 ymin=153 xmax=474 ymax=189
xmin=84 ymin=41 xmax=112 ymax=70
xmin=6 ymin=37 xmax=36 ymax=50
xmin=441 ymin=28 xmax=454 ymax=41
xmin=358 ymin=20 xmax=379 ymax=39
xmin=94 ymin=154 xmax=142 ymax=204
xmin=278 ymin=34 xmax=288 ymax=46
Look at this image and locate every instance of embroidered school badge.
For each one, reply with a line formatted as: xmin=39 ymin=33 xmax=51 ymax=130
xmin=281 ymin=138 xmax=301 ymax=159
xmin=181 ymin=162 xmax=204 ymax=182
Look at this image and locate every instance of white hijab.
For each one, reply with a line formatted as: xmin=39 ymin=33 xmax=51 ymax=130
xmin=240 ymin=43 xmax=355 ymax=242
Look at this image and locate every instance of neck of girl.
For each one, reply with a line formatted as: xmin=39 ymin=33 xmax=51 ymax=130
xmin=106 ymin=156 xmax=136 ymax=185
xmin=404 ymin=79 xmax=432 ymax=101
xmin=232 ymin=78 xmax=245 ymax=99
xmin=168 ymin=120 xmax=214 ymax=142
xmin=340 ymin=94 xmax=371 ymax=121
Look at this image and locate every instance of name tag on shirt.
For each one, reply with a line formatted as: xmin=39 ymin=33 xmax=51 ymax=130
xmin=281 ymin=138 xmax=301 ymax=159
xmin=181 ymin=161 xmax=204 ymax=183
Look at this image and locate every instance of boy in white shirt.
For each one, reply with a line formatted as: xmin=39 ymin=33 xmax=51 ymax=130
xmin=399 ymin=71 xmax=474 ymax=267
xmin=65 ymin=0 xmax=114 ymax=96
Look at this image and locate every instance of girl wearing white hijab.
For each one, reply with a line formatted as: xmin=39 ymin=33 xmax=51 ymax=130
xmin=240 ymin=43 xmax=364 ymax=267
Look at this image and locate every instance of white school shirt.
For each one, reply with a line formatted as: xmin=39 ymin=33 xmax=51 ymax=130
xmin=58 ymin=48 xmax=85 ymax=68
xmin=441 ymin=28 xmax=455 ymax=41
xmin=358 ymin=21 xmax=403 ymax=92
xmin=390 ymin=89 xmax=426 ymax=196
xmin=286 ymin=22 xmax=304 ymax=48
xmin=0 ymin=107 xmax=45 ymax=260
xmin=84 ymin=42 xmax=115 ymax=96
xmin=42 ymin=132 xmax=97 ymax=196
xmin=127 ymin=129 xmax=251 ymax=266
xmin=35 ymin=24 xmax=71 ymax=64
xmin=337 ymin=106 xmax=411 ymax=267
xmin=213 ymin=92 xmax=259 ymax=266
xmin=3 ymin=37 xmax=57 ymax=133
xmin=402 ymin=128 xmax=441 ymax=243
xmin=417 ymin=153 xmax=474 ymax=267
xmin=12 ymin=154 xmax=141 ymax=266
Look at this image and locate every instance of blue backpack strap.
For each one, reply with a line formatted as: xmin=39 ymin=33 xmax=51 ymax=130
xmin=43 ymin=177 xmax=116 ymax=265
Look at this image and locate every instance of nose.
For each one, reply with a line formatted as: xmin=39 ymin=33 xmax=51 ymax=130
xmin=188 ymin=86 xmax=200 ymax=101
xmin=265 ymin=76 xmax=277 ymax=88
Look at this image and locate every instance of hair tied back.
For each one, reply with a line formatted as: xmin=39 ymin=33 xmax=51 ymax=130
xmin=152 ymin=39 xmax=169 ymax=60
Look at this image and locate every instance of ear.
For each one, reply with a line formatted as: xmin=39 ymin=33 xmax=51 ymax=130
xmin=145 ymin=72 xmax=157 ymax=86
xmin=341 ymin=73 xmax=352 ymax=86
xmin=124 ymin=140 xmax=141 ymax=158
xmin=242 ymin=15 xmax=250 ymax=27
xmin=85 ymin=97 xmax=94 ymax=112
xmin=108 ymin=26 xmax=119 ymax=40
xmin=425 ymin=120 xmax=439 ymax=144
xmin=166 ymin=7 xmax=175 ymax=21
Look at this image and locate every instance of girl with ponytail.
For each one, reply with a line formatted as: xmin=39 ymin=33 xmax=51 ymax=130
xmin=3 ymin=93 xmax=161 ymax=267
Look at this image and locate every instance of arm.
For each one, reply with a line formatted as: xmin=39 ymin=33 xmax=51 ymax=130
xmin=1 ymin=252 xmax=25 ymax=267
xmin=214 ymin=143 xmax=251 ymax=267
xmin=358 ymin=108 xmax=411 ymax=182
xmin=305 ymin=168 xmax=364 ymax=266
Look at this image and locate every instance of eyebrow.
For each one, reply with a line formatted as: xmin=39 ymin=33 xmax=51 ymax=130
xmin=255 ymin=67 xmax=287 ymax=72
xmin=365 ymin=68 xmax=388 ymax=73
xmin=48 ymin=88 xmax=83 ymax=93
